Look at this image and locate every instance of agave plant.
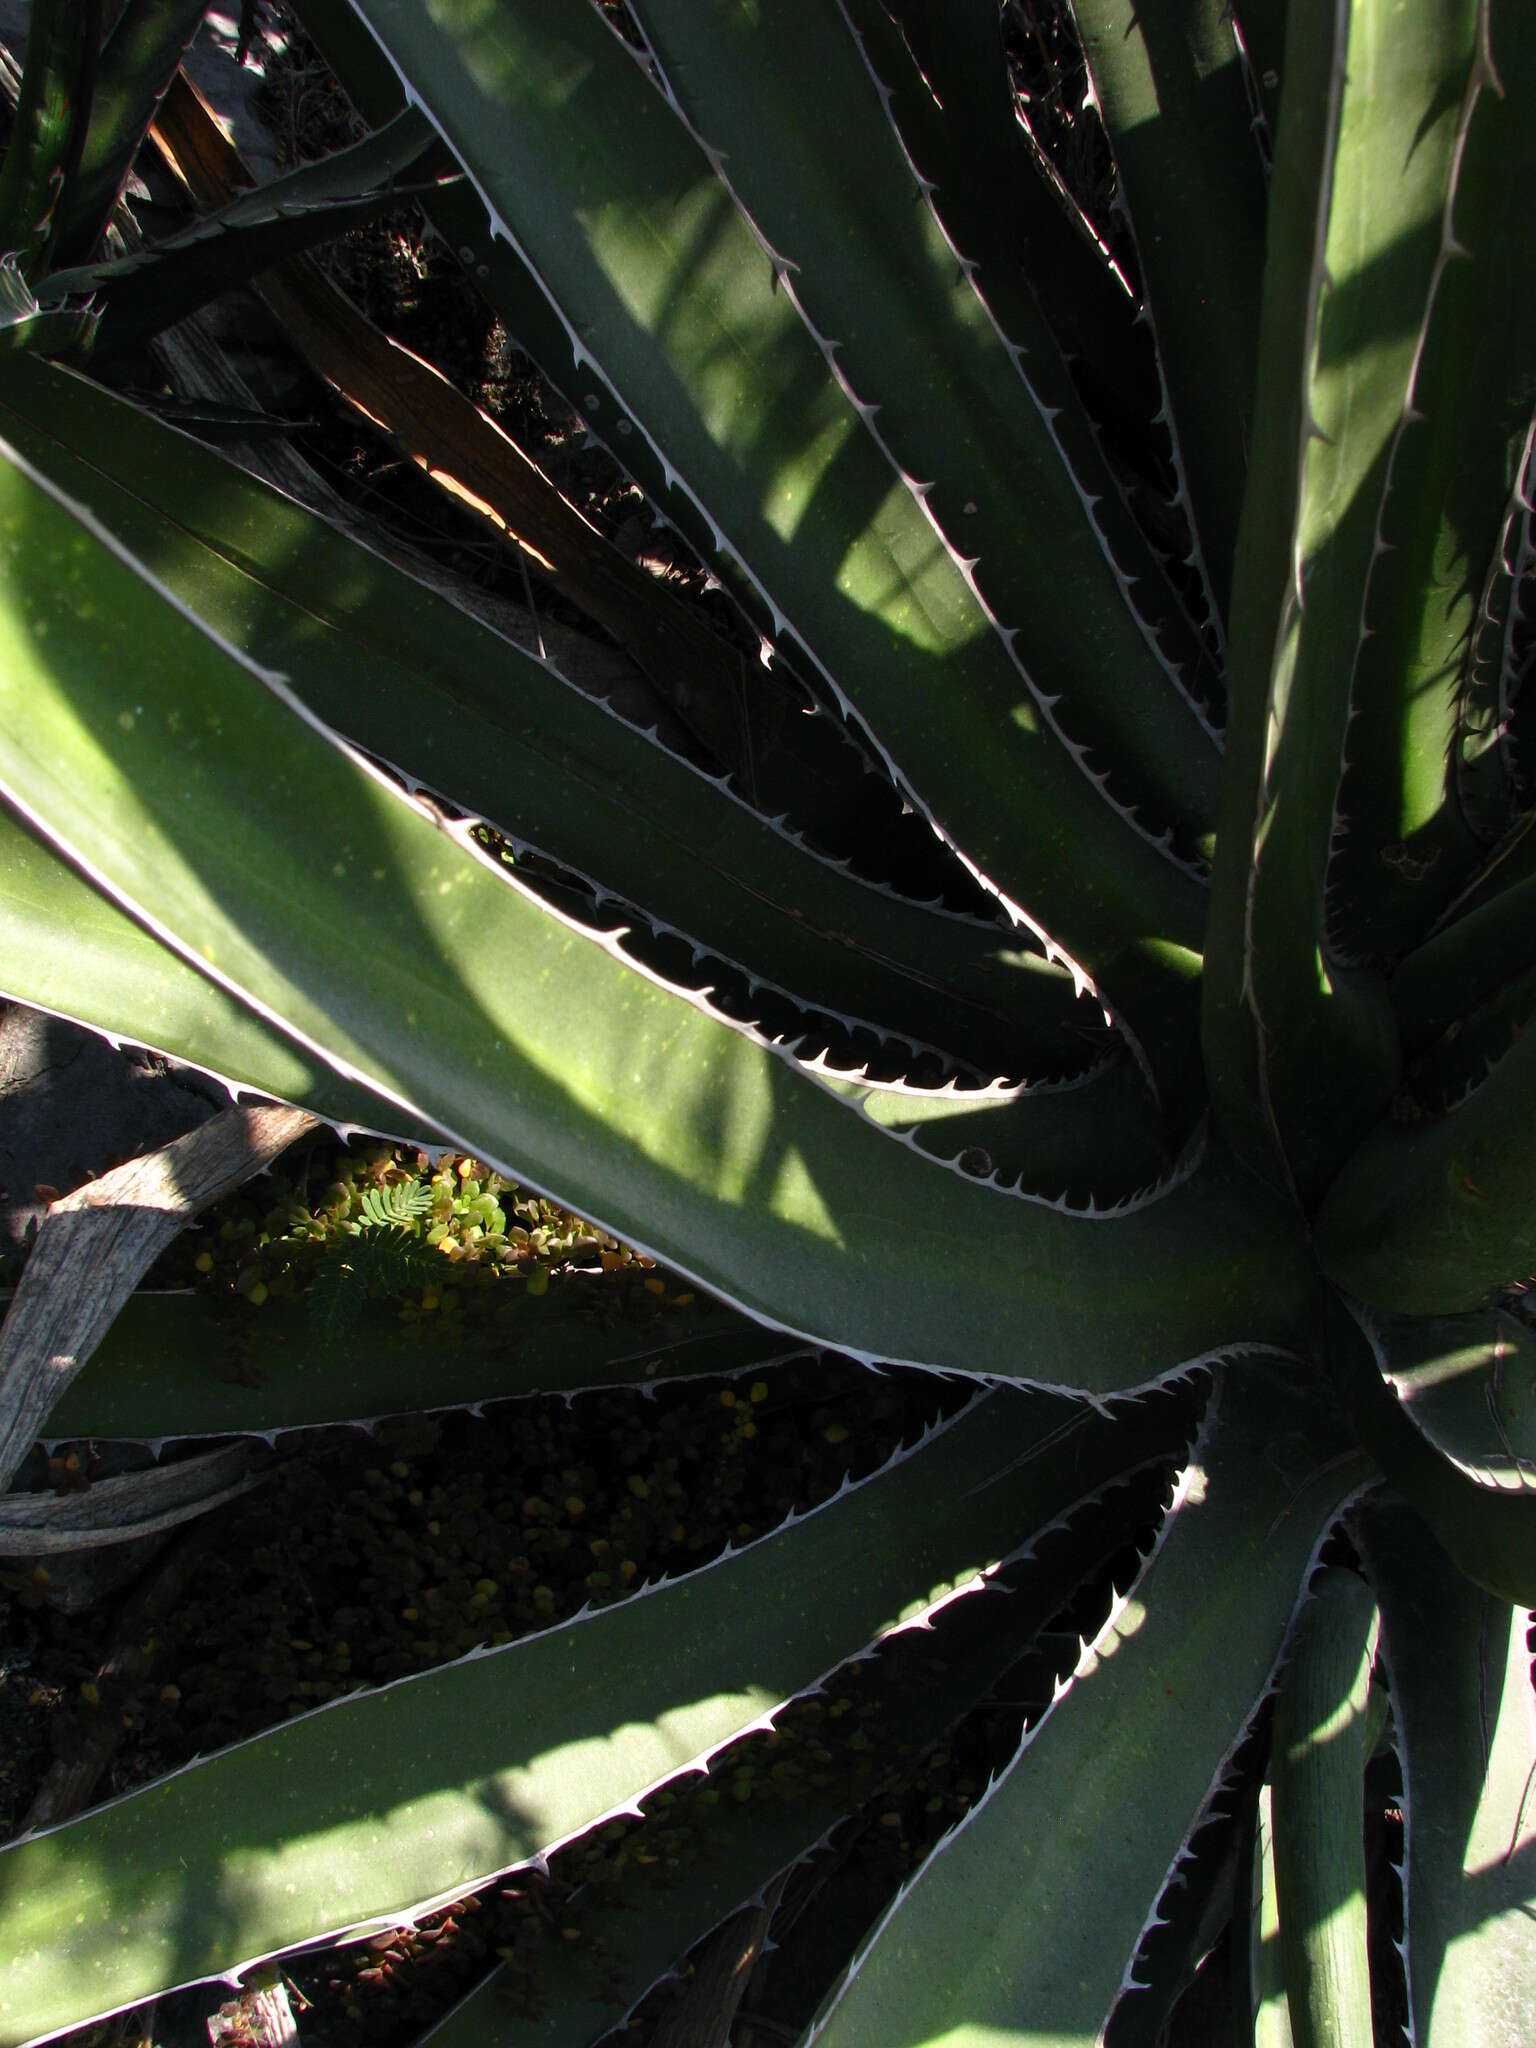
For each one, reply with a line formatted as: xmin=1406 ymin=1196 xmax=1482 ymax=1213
xmin=0 ymin=0 xmax=1532 ymax=2043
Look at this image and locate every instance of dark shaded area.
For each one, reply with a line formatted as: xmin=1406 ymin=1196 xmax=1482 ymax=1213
xmin=0 ymin=1002 xmax=223 ymax=1269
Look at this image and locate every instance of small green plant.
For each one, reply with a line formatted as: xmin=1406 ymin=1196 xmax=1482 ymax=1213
xmin=308 ymin=1173 xmax=437 ymax=1335
xmin=168 ymin=1142 xmax=646 ymax=1343
xmin=355 ymin=1180 xmax=434 ymax=1231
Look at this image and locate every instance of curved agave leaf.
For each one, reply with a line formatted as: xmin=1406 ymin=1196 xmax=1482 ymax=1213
xmin=1325 ymin=1301 xmax=1536 ymax=1606
xmin=1431 ymin=801 xmax=1536 ymax=936
xmin=845 ymin=0 xmax=1155 ymax=449
xmin=46 ymin=1291 xmax=792 ymax=1445
xmin=305 ymin=0 xmax=1210 ymax=900
xmin=424 ymin=1798 xmax=827 ymax=2048
xmin=1325 ymin=1 xmax=1536 ymax=957
xmin=1268 ymin=1569 xmax=1380 ymax=2048
xmin=821 ymin=1054 xmax=1171 ymax=1209
xmin=1458 ymin=403 xmax=1536 ymax=846
xmin=1248 ymin=1783 xmax=1299 ymax=2048
xmin=804 ymin=1359 xmax=1368 ymax=2048
xmin=1392 ymin=872 xmax=1536 ymax=1056
xmin=0 ymin=255 xmax=97 ymax=358
xmin=416 ymin=1481 xmax=1163 ymax=2048
xmin=47 ymin=0 xmax=205 ymax=265
xmin=1372 ymin=1307 xmax=1536 ymax=1480
xmin=1071 ymin=0 xmax=1266 ymax=627
xmin=0 ymin=436 xmax=1312 ymax=1389
xmin=0 ymin=352 xmax=1093 ymax=1084
xmin=626 ymin=0 xmax=1222 ymax=862
xmin=1406 ymin=963 xmax=1536 ymax=1119
xmin=1207 ymin=0 xmax=1496 ymax=1199
xmin=1316 ymin=1019 xmax=1536 ymax=1318
xmin=1203 ymin=0 xmax=1351 ymax=1191
xmin=421 ymin=1803 xmax=822 ymax=2048
xmin=0 ymin=1385 xmax=1161 ymax=2044
xmin=0 ymin=0 xmax=95 ymax=271
xmin=0 ymin=802 xmax=424 ymax=1139
xmin=1105 ymin=1795 xmax=1253 ymax=2044
xmin=307 ymin=0 xmax=1210 ymax=1107
xmin=1234 ymin=0 xmax=1288 ymax=157
xmin=314 ymin=0 xmax=1185 ymax=803
xmin=837 ymin=0 xmax=1219 ymax=735
xmin=1353 ymin=1495 xmax=1536 ymax=2048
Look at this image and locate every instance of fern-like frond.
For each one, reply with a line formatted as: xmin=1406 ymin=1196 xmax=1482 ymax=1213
xmin=307 ymin=1228 xmax=439 ymax=1341
xmin=357 ymin=1181 xmax=435 ymax=1230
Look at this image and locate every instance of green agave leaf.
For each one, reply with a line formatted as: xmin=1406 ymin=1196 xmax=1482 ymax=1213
xmin=1248 ymin=1783 xmax=1299 ymax=2048
xmin=1103 ymin=1799 xmax=1251 ymax=2044
xmin=0 ymin=1385 xmax=1146 ymax=2044
xmin=1324 ymin=0 xmax=1536 ymax=957
xmin=306 ymin=0 xmax=1210 ymax=1106
xmin=1315 ymin=1015 xmax=1536 ymax=1319
xmin=1203 ymin=0 xmax=1350 ymax=1190
xmin=836 ymin=1 xmax=1192 ymax=704
xmin=0 ymin=801 xmax=425 ymax=1140
xmin=1409 ymin=961 xmax=1536 ymax=1117
xmin=803 ymin=1359 xmax=1368 ymax=2048
xmin=1071 ymin=0 xmax=1267 ymax=627
xmin=48 ymin=0 xmax=206 ymax=265
xmin=861 ymin=0 xmax=1151 ymax=418
xmin=1392 ymin=872 xmax=1536 ymax=1056
xmin=0 ymin=0 xmax=95 ymax=271
xmin=1424 ymin=813 xmax=1536 ymax=938
xmin=1325 ymin=1301 xmax=1536 ymax=1606
xmin=0 ymin=433 xmax=1312 ymax=1388
xmin=0 ymin=351 xmax=1092 ymax=1083
xmin=0 ymin=254 xmax=96 ymax=358
xmin=627 ymin=0 xmax=1221 ymax=863
xmin=1372 ymin=1307 xmax=1536 ymax=1480
xmin=416 ymin=1472 xmax=1168 ymax=2048
xmin=1235 ymin=0 xmax=1288 ymax=154
xmin=42 ymin=106 xmax=451 ymax=360
xmin=1353 ymin=1495 xmax=1536 ymax=2048
xmin=1268 ymin=1569 xmax=1380 ymax=2048
xmin=1208 ymin=0 xmax=1495 ymax=1199
xmin=1458 ymin=406 xmax=1536 ymax=845
xmin=1394 ymin=814 xmax=1536 ymax=1106
xmin=46 ymin=1290 xmax=792 ymax=1444
xmin=305 ymin=0 xmax=1207 ymax=891
xmin=423 ymin=1779 xmax=828 ymax=2048
xmin=876 ymin=1 xmax=1014 ymax=187
xmin=819 ymin=1055 xmax=1172 ymax=1209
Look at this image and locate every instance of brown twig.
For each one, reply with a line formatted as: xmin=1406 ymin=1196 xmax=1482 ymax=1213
xmin=0 ymin=1444 xmax=265 ymax=1555
xmin=0 ymin=1106 xmax=315 ymax=1490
